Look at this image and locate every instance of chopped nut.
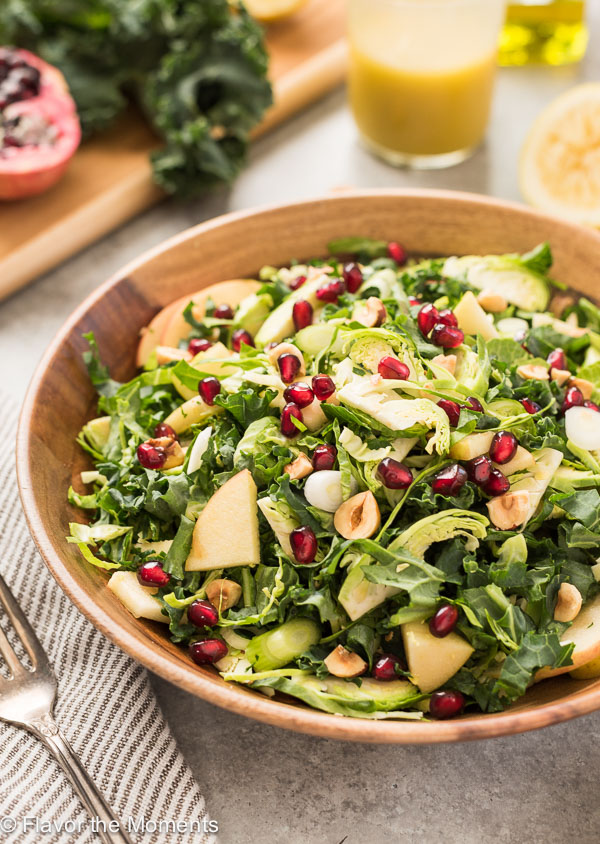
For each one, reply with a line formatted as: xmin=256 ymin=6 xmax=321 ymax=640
xmin=146 ymin=436 xmax=185 ymax=469
xmin=301 ymin=398 xmax=327 ymax=431
xmin=284 ymin=453 xmax=313 ymax=480
xmin=155 ymin=346 xmax=192 ymax=365
xmin=334 ymin=491 xmax=380 ymax=539
xmin=517 ymin=364 xmax=549 ymax=381
xmin=267 ymin=342 xmax=306 ymax=375
xmin=353 ymin=297 xmax=387 ymax=328
xmin=487 ymin=490 xmax=530 ymax=530
xmin=476 ymin=291 xmax=508 ymax=313
xmin=431 ymin=354 xmax=457 ymax=376
xmin=324 ymin=645 xmax=366 ymax=678
xmin=205 ymin=579 xmax=242 ymax=612
xmin=568 ymin=377 xmax=594 ymax=399
xmin=550 ymin=368 xmax=571 ymax=386
xmin=554 ymin=582 xmax=582 ymax=623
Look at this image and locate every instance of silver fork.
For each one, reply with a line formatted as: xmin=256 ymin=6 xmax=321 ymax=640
xmin=0 ymin=573 xmax=133 ymax=844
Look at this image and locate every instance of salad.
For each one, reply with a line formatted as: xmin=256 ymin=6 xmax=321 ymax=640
xmin=70 ymin=237 xmax=600 ymax=721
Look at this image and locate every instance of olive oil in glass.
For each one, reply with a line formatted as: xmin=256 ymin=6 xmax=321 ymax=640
xmin=499 ymin=1 xmax=588 ymax=65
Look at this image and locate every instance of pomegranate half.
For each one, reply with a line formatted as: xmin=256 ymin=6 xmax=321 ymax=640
xmin=0 ymin=46 xmax=81 ymax=200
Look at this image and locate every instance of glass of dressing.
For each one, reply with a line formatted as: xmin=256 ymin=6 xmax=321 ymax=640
xmin=347 ymin=0 xmax=506 ymax=169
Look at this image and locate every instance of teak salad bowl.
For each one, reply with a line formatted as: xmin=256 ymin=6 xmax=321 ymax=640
xmin=16 ymin=189 xmax=600 ymax=743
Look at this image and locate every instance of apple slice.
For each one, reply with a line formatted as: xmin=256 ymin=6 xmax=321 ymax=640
xmin=163 ymin=396 xmax=222 ymax=435
xmin=108 ymin=571 xmax=167 ymax=623
xmin=161 ymin=279 xmax=261 ymax=348
xmin=536 ymin=593 xmax=600 ymax=680
xmin=449 ymin=431 xmax=494 ymax=461
xmin=454 ymin=291 xmax=498 ymax=341
xmin=401 ymin=620 xmax=474 ymax=693
xmin=186 ymin=469 xmax=260 ymax=570
xmin=136 ymin=299 xmax=184 ymax=368
xmin=172 ymin=342 xmax=237 ymax=400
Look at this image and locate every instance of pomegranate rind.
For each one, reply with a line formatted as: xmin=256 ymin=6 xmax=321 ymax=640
xmin=0 ymin=47 xmax=81 ymax=200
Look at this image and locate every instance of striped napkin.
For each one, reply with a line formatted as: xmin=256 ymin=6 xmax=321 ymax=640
xmin=0 ymin=397 xmax=216 ymax=843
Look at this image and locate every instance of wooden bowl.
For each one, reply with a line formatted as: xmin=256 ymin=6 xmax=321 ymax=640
xmin=17 ymin=189 xmax=600 ymax=743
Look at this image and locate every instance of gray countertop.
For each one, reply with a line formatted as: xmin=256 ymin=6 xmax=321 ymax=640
xmin=3 ymin=12 xmax=600 ymax=842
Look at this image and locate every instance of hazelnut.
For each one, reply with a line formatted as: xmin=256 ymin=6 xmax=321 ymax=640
xmin=554 ymin=582 xmax=582 ymax=623
xmin=205 ymin=579 xmax=243 ymax=612
xmin=353 ymin=297 xmax=387 ymax=328
xmin=487 ymin=490 xmax=530 ymax=530
xmin=155 ymin=346 xmax=192 ymax=365
xmin=431 ymin=354 xmax=457 ymax=376
xmin=285 ymin=453 xmax=313 ymax=480
xmin=146 ymin=436 xmax=185 ymax=469
xmin=267 ymin=342 xmax=306 ymax=375
xmin=334 ymin=491 xmax=380 ymax=539
xmin=568 ymin=377 xmax=594 ymax=399
xmin=549 ymin=293 xmax=575 ymax=318
xmin=324 ymin=645 xmax=367 ymax=678
xmin=550 ymin=368 xmax=571 ymax=386
xmin=517 ymin=364 xmax=549 ymax=381
xmin=476 ymin=291 xmax=508 ymax=313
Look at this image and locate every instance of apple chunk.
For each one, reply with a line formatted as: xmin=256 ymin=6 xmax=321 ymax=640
xmin=536 ymin=594 xmax=600 ymax=680
xmin=161 ymin=279 xmax=261 ymax=348
xmin=163 ymin=396 xmax=222 ymax=435
xmin=136 ymin=299 xmax=182 ymax=368
xmin=401 ymin=620 xmax=474 ymax=694
xmin=186 ymin=469 xmax=260 ymax=571
xmin=108 ymin=571 xmax=167 ymax=623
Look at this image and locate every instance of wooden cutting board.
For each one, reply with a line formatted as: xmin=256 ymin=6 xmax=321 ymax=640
xmin=0 ymin=0 xmax=347 ymax=301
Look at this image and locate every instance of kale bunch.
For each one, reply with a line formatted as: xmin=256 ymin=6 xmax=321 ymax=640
xmin=0 ymin=0 xmax=272 ymax=196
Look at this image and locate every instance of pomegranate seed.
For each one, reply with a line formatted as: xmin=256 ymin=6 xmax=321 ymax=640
xmin=483 ymin=468 xmax=510 ymax=497
xmin=188 ymin=338 xmax=212 ymax=355
xmin=283 ymin=382 xmax=314 ymax=408
xmin=465 ymin=454 xmax=492 ymax=486
xmin=562 ymin=385 xmax=584 ymax=414
xmin=342 ymin=262 xmax=363 ymax=293
xmin=417 ymin=303 xmax=440 ymax=336
xmin=290 ymin=525 xmax=318 ymax=564
xmin=465 ymin=396 xmax=483 ymax=413
xmin=189 ymin=638 xmax=228 ymax=665
xmin=489 ymin=431 xmax=518 ymax=464
xmin=278 ymin=353 xmax=302 ymax=384
xmin=431 ymin=323 xmax=464 ymax=348
xmin=372 ymin=653 xmax=404 ymax=681
xmin=154 ymin=422 xmax=177 ymax=440
xmin=438 ymin=309 xmax=458 ymax=328
xmin=431 ymin=464 xmax=468 ymax=496
xmin=289 ymin=274 xmax=307 ymax=291
xmin=387 ymin=241 xmax=407 ymax=265
xmin=312 ymin=374 xmax=336 ymax=400
xmin=316 ymin=279 xmax=345 ymax=302
xmin=188 ymin=599 xmax=219 ymax=628
xmin=547 ymin=348 xmax=567 ymax=371
xmin=292 ymin=299 xmax=313 ymax=331
xmin=214 ymin=304 xmax=234 ymax=320
xmin=377 ymin=457 xmax=413 ymax=489
xmin=438 ymin=399 xmax=461 ymax=427
xmin=281 ymin=403 xmax=303 ymax=437
xmin=312 ymin=444 xmax=337 ymax=471
xmin=232 ymin=329 xmax=254 ymax=352
xmin=409 ymin=297 xmax=421 ymax=306
xmin=429 ymin=604 xmax=459 ymax=638
xmin=520 ymin=398 xmax=541 ymax=414
xmin=198 ymin=376 xmax=221 ymax=405
xmin=429 ymin=690 xmax=465 ymax=720
xmin=138 ymin=560 xmax=170 ymax=587
xmin=378 ymin=356 xmax=410 ymax=380
xmin=584 ymin=399 xmax=600 ymax=412
xmin=137 ymin=442 xmax=166 ymax=469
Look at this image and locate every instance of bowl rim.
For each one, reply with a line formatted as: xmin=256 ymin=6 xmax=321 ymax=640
xmin=16 ymin=188 xmax=600 ymax=743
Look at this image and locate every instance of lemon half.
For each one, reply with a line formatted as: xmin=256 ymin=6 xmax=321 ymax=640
xmin=520 ymin=83 xmax=600 ymax=227
xmin=244 ymin=0 xmax=308 ymax=22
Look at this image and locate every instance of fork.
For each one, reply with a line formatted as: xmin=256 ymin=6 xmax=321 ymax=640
xmin=0 ymin=573 xmax=133 ymax=844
